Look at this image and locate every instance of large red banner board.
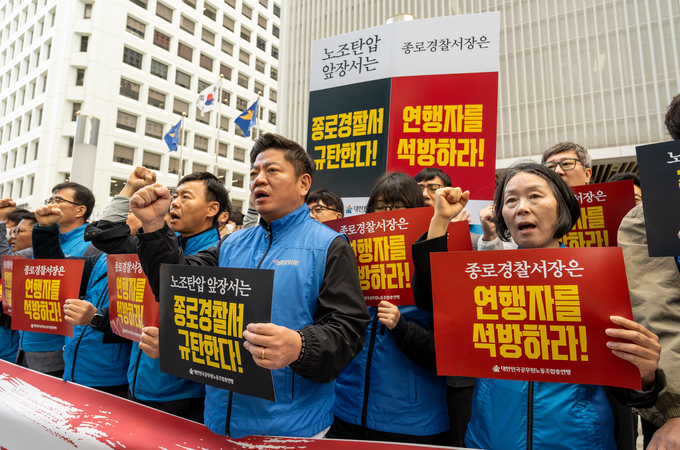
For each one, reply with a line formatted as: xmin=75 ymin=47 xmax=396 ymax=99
xmin=562 ymin=180 xmax=636 ymax=248
xmin=0 ymin=361 xmax=452 ymax=449
xmin=11 ymin=259 xmax=84 ymax=338
xmin=326 ymin=207 xmax=472 ymax=306
xmin=430 ymin=247 xmax=640 ymax=389
xmin=1 ymin=255 xmax=24 ymax=315
xmin=106 ymin=254 xmax=158 ymax=343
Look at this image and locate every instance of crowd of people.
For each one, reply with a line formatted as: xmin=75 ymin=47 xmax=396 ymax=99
xmin=0 ymin=93 xmax=678 ymax=449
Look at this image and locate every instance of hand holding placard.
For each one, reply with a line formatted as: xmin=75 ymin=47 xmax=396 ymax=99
xmin=140 ymin=326 xmax=160 ymax=359
xmin=377 ymin=301 xmax=401 ymax=330
xmin=606 ymin=315 xmax=660 ymax=390
xmin=63 ymin=299 xmax=96 ymax=326
xmin=243 ymin=323 xmax=303 ymax=370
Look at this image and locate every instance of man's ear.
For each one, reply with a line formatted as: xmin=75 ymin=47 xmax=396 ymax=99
xmin=74 ymin=205 xmax=87 ymax=220
xmin=206 ymin=201 xmax=220 ymax=220
xmin=299 ymin=173 xmax=312 ymax=197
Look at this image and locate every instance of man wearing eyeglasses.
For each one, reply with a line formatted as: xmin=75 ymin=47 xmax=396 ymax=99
xmin=541 ymin=141 xmax=593 ymax=187
xmin=307 ymin=189 xmax=343 ymax=223
xmin=414 ymin=168 xmax=451 ymax=208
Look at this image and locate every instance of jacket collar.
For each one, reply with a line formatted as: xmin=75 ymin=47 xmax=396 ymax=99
xmin=258 ymin=203 xmax=311 ymax=236
xmin=178 ymin=226 xmax=220 ymax=253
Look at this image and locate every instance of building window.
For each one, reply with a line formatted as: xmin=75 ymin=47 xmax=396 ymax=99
xmin=237 ymin=74 xmax=249 ymax=89
xmin=142 ymin=151 xmax=161 ymax=170
xmin=175 ymin=69 xmax=191 ymax=89
xmin=130 ymin=0 xmax=147 ymax=9
xmin=180 ymin=15 xmax=195 ymax=34
xmin=259 ymin=0 xmax=268 ymax=7
xmin=80 ymin=35 xmax=89 ymax=52
xmin=145 ymin=119 xmax=163 ymax=139
xmin=256 ymin=36 xmax=266 ymax=51
xmin=194 ymin=135 xmax=209 ymax=151
xmin=198 ymin=79 xmax=211 ymax=92
xmin=258 ymin=15 xmax=267 ymax=29
xmin=219 ymin=64 xmax=232 ymax=80
xmin=240 ymin=27 xmax=251 ymax=42
xmin=193 ymin=163 xmax=208 ymax=173
xmin=232 ymin=173 xmax=244 ymax=188
xmin=221 ymin=90 xmax=231 ymax=106
xmin=224 ymin=0 xmax=235 ymax=8
xmin=76 ymin=69 xmax=85 ymax=86
xmin=239 ymin=49 xmax=250 ymax=65
xmin=203 ymin=3 xmax=216 ymax=20
xmin=221 ymin=39 xmax=233 ymax=55
xmin=173 ymin=98 xmax=189 ymax=115
xmin=168 ymin=157 xmax=180 ymax=174
xmin=242 ymin=3 xmax=252 ymax=19
xmin=272 ymin=25 xmax=279 ymax=38
xmin=150 ymin=59 xmax=168 ymax=79
xmin=269 ymin=111 xmax=276 ymax=125
xmin=201 ymin=28 xmax=215 ymax=45
xmin=271 ymin=46 xmax=278 ymax=59
xmin=177 ymin=42 xmax=193 ymax=61
xmin=196 ymin=107 xmax=210 ymax=125
xmin=236 ymin=97 xmax=247 ymax=111
xmin=113 ymin=144 xmax=135 ymax=164
xmin=148 ymin=89 xmax=166 ymax=109
xmin=84 ymin=4 xmax=93 ymax=18
xmin=156 ymin=3 xmax=173 ymax=22
xmin=270 ymin=67 xmax=277 ymax=80
xmin=126 ymin=16 xmax=145 ymax=38
xmin=223 ymin=15 xmax=235 ymax=32
xmin=254 ymin=80 xmax=264 ymax=95
xmin=218 ymin=142 xmax=228 ymax=157
xmin=220 ymin=116 xmax=229 ymax=131
xmin=123 ymin=47 xmax=143 ymax=69
xmin=182 ymin=0 xmax=196 ymax=8
xmin=120 ymin=78 xmax=140 ymax=100
xmin=109 ymin=178 xmax=126 ymax=196
xmin=234 ymin=147 xmax=246 ymax=162
xmin=270 ymin=89 xmax=277 ymax=103
xmin=199 ymin=53 xmax=213 ymax=71
xmin=72 ymin=103 xmax=81 ymax=121
xmin=255 ymin=59 xmax=265 ymax=74
xmin=273 ymin=4 xmax=280 ymax=17
xmin=152 ymin=30 xmax=170 ymax=51
xmin=67 ymin=137 xmax=74 ymax=157
xmin=117 ymin=111 xmax=137 ymax=132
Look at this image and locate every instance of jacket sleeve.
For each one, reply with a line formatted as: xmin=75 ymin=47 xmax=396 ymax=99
xmin=618 ymin=204 xmax=680 ymax=424
xmin=411 ymin=233 xmax=449 ymax=313
xmin=389 ymin=315 xmax=437 ymax=372
xmin=136 ymin=223 xmax=219 ymax=299
xmin=290 ymin=236 xmax=370 ymax=383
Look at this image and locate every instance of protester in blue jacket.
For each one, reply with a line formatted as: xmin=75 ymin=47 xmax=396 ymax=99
xmin=412 ymin=162 xmax=662 ymax=450
xmin=330 ymin=172 xmax=449 ymax=445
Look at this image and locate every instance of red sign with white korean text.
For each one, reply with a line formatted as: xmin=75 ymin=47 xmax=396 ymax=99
xmin=106 ymin=254 xmax=159 ymax=343
xmin=430 ymin=247 xmax=640 ymax=389
xmin=326 ymin=207 xmax=472 ymax=306
xmin=11 ymin=259 xmax=84 ymax=338
xmin=561 ymin=180 xmax=636 ymax=248
xmin=387 ymin=73 xmax=498 ymax=200
xmin=1 ymin=255 xmax=24 ymax=316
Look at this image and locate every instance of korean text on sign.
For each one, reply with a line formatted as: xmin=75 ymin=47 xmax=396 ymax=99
xmin=322 ymin=34 xmax=381 ymax=80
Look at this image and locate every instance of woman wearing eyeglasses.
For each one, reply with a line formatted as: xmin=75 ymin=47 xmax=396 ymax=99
xmin=412 ymin=162 xmax=660 ymax=450
xmin=330 ymin=172 xmax=449 ymax=445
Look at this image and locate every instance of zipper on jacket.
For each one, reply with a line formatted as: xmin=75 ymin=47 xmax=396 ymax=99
xmin=70 ymin=276 xmax=107 ymax=382
xmin=361 ymin=313 xmax=380 ymax=427
xmin=256 ymin=224 xmax=273 ymax=269
xmin=225 ymin=392 xmax=233 ymax=436
xmin=130 ymin=350 xmax=143 ymax=400
xmin=527 ymin=381 xmax=534 ymax=450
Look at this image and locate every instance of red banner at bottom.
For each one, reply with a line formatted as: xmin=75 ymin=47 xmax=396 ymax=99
xmin=0 ymin=361 xmax=454 ymax=449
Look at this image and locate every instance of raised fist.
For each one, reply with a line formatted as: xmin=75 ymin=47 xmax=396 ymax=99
xmin=34 ymin=205 xmax=64 ymax=227
xmin=120 ymin=166 xmax=157 ymax=197
xmin=0 ymin=198 xmax=16 ymax=221
xmin=130 ymin=183 xmax=171 ymax=233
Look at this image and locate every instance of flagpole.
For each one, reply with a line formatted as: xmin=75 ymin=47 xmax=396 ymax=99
xmin=256 ymin=90 xmax=262 ymax=139
xmin=213 ymin=75 xmax=224 ymax=177
xmin=178 ymin=113 xmax=186 ymax=186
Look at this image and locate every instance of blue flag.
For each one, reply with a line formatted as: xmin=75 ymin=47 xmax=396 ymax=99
xmin=164 ymin=119 xmax=182 ymax=152
xmin=235 ymin=99 xmax=258 ymax=138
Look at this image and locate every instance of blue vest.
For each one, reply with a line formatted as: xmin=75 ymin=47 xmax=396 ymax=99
xmin=0 ymin=325 xmax=19 ymax=362
xmin=128 ymin=227 xmax=219 ymax=402
xmin=205 ymin=204 xmax=338 ymax=439
xmin=63 ymin=255 xmax=131 ymax=387
xmin=20 ymin=224 xmax=90 ymax=353
xmin=334 ymin=306 xmax=448 ymax=436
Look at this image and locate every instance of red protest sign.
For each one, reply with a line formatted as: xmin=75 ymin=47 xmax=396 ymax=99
xmin=431 ymin=247 xmax=641 ymax=389
xmin=106 ymin=254 xmax=159 ymax=343
xmin=562 ymin=180 xmax=636 ymax=248
xmin=1 ymin=255 xmax=24 ymax=315
xmin=326 ymin=207 xmax=472 ymax=306
xmin=11 ymin=259 xmax=84 ymax=338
